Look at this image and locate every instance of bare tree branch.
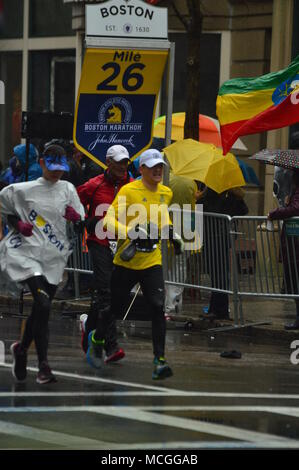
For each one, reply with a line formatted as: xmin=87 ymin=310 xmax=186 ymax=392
xmin=187 ymin=0 xmax=200 ymax=17
xmin=169 ymin=0 xmax=189 ymax=31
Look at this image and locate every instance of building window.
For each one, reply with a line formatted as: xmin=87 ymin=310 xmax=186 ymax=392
xmin=0 ymin=0 xmax=24 ymax=39
xmin=29 ymin=50 xmax=75 ymax=114
xmin=0 ymin=52 xmax=22 ymax=166
xmin=29 ymin=0 xmax=73 ymax=37
xmin=161 ymin=32 xmax=221 ymax=118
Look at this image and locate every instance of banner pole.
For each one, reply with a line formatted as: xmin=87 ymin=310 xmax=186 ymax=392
xmin=162 ymin=42 xmax=175 ymax=280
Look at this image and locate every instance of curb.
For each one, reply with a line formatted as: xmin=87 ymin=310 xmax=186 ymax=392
xmin=1 ymin=295 xmax=298 ymax=343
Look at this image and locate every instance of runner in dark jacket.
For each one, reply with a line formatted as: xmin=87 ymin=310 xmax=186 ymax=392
xmin=77 ymin=145 xmax=133 ymax=360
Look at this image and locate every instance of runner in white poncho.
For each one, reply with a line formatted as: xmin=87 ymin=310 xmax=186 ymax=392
xmin=0 ymin=144 xmax=85 ymax=384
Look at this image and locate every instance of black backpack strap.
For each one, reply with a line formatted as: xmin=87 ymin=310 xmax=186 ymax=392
xmin=87 ymin=179 xmax=105 ymax=218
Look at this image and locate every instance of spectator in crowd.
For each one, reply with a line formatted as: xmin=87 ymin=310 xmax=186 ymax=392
xmin=200 ymin=186 xmax=248 ymax=320
xmin=0 ymin=180 xmax=8 ymax=241
xmin=269 ymin=170 xmax=299 ymax=330
xmin=165 ymin=174 xmax=200 ymax=314
xmin=128 ymin=157 xmax=141 ymax=179
xmin=1 ymin=144 xmax=42 ymax=184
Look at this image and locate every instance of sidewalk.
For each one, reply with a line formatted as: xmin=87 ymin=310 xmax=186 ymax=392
xmin=0 ymin=292 xmax=298 ymax=343
xmin=178 ymin=296 xmax=299 ymax=342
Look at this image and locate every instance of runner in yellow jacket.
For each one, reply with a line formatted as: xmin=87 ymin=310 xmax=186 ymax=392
xmin=86 ymin=149 xmax=184 ymax=380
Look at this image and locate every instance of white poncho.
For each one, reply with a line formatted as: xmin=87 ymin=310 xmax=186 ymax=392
xmin=0 ymin=177 xmax=85 ymax=286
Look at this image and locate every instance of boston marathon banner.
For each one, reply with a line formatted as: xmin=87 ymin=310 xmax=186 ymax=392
xmin=74 ymin=47 xmax=168 ymax=168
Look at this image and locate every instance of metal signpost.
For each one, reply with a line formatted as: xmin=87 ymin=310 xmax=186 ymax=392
xmin=73 ymin=0 xmax=174 ymax=169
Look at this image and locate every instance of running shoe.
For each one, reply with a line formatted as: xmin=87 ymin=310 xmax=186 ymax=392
xmin=79 ymin=313 xmax=88 ymax=353
xmin=79 ymin=313 xmax=88 ymax=332
xmin=10 ymin=342 xmax=27 ymax=382
xmin=152 ymin=356 xmax=173 ymax=380
xmin=105 ymin=346 xmax=125 ymax=364
xmin=36 ymin=361 xmax=57 ymax=385
xmin=86 ymin=330 xmax=104 ymax=368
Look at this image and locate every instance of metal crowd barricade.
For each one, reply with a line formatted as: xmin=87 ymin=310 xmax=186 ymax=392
xmin=165 ymin=212 xmax=239 ymax=324
xmin=231 ymin=215 xmax=299 ymax=324
xmin=65 ymin=213 xmax=299 ymax=327
xmin=65 ymin=231 xmax=93 ymax=298
xmin=165 ymin=212 xmax=299 ymax=327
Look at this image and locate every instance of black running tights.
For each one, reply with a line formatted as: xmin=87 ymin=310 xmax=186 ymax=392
xmin=94 ymin=265 xmax=166 ymax=358
xmin=21 ymin=276 xmax=57 ymax=366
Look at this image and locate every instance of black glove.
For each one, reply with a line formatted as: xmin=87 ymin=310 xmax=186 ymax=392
xmin=128 ymin=224 xmax=158 ymax=252
xmin=121 ymin=224 xmax=158 ymax=261
xmin=168 ymin=225 xmax=184 ymax=255
xmin=7 ymin=215 xmax=21 ymax=231
xmin=127 ymin=224 xmax=148 ymax=240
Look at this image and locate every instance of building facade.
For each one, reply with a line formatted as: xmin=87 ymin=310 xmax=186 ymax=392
xmin=0 ymin=0 xmax=298 ymax=213
xmin=0 ymin=0 xmax=76 ymax=168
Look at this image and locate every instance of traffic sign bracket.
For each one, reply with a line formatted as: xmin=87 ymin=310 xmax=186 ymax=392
xmin=85 ymin=36 xmax=171 ymax=52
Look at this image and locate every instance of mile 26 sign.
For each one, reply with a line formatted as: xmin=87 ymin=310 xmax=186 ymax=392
xmin=74 ymin=0 xmax=169 ymax=168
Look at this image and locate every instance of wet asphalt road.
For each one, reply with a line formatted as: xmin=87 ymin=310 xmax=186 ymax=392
xmin=1 ymin=311 xmax=299 ymax=450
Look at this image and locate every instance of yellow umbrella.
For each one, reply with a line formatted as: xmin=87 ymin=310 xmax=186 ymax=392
xmin=154 ymin=112 xmax=247 ymax=150
xmin=163 ymin=139 xmax=246 ymax=194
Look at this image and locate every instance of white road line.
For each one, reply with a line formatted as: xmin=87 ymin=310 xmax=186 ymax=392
xmin=1 ymin=417 xmax=298 ymax=450
xmin=0 ymin=363 xmax=183 ymax=394
xmin=117 ymin=441 xmax=299 ymax=449
xmin=270 ymin=408 xmax=299 ymax=418
xmin=0 ymin=419 xmax=119 ymax=449
xmin=1 ymin=405 xmax=299 ymax=414
xmin=90 ymin=406 xmax=296 ymax=444
xmin=0 ymin=405 xmax=298 ymax=444
xmin=139 ymin=405 xmax=299 ymax=419
xmin=3 ymin=363 xmax=299 ymax=401
xmin=0 ymin=391 xmax=169 ymax=397
xmin=141 ymin=406 xmax=299 ymax=413
xmin=3 ymin=386 xmax=299 ymax=400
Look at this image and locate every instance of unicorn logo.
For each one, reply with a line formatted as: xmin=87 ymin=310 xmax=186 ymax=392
xmin=107 ymin=105 xmax=122 ymax=123
xmin=98 ymin=97 xmax=132 ymax=124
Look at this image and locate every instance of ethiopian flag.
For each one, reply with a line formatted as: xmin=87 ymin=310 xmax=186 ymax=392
xmin=217 ymin=56 xmax=299 ymax=155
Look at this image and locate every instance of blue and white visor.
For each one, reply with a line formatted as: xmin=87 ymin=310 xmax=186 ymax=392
xmin=44 ymin=155 xmax=69 ymax=172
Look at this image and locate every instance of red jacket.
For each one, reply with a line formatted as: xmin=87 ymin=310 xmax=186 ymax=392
xmin=77 ymin=171 xmax=133 ymax=247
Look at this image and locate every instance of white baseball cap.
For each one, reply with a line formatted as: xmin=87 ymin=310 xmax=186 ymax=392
xmin=139 ymin=149 xmax=166 ymax=168
xmin=106 ymin=145 xmax=130 ymax=162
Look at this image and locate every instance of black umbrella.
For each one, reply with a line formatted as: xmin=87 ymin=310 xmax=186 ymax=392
xmin=250 ymin=149 xmax=299 ymax=170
